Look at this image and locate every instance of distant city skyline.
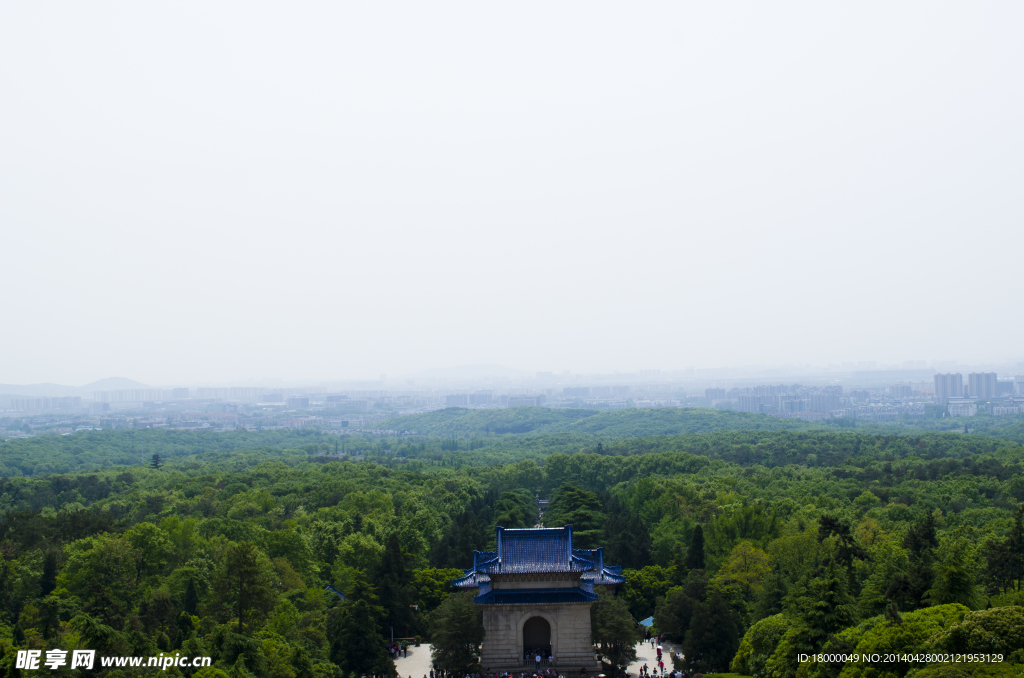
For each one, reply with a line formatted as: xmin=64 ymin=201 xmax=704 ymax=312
xmin=3 ymin=359 xmax=1024 ymax=394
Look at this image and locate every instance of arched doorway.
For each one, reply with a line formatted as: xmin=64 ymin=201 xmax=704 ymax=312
xmin=522 ymin=616 xmax=551 ymax=665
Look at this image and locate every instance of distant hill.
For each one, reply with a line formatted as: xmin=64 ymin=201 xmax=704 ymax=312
xmin=378 ymin=406 xmax=814 ymax=437
xmin=80 ymin=377 xmax=149 ymax=391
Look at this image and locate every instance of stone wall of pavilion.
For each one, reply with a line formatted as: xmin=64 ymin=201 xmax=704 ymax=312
xmin=480 ymin=602 xmax=599 ymax=671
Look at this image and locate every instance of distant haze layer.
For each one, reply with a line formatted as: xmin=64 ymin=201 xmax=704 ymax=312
xmin=1 ymin=2 xmax=1022 ymax=384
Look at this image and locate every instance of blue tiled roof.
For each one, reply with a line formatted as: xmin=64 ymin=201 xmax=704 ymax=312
xmin=450 ymin=525 xmax=625 ymax=589
xmin=477 ymin=526 xmax=594 ymax=574
xmin=452 ymin=571 xmax=491 ymax=588
xmin=474 ymin=586 xmax=599 ymax=605
xmin=575 ymin=548 xmax=627 ymax=585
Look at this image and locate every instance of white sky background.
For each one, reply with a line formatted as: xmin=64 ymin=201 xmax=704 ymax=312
xmin=1 ymin=2 xmax=1022 ymax=385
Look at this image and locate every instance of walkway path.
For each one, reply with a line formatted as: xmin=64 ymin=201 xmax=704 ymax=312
xmin=627 ymin=639 xmax=683 ymax=676
xmin=394 ymin=643 xmax=434 ymax=678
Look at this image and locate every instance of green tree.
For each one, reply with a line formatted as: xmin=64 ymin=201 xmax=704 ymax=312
xmin=184 ymin=579 xmax=199 ymax=615
xmin=928 ymin=530 xmax=979 ymax=609
xmin=838 ymin=604 xmax=970 ymax=678
xmin=899 ymin=513 xmax=939 ymax=610
xmin=731 ymin=614 xmax=790 ymax=678
xmin=713 ymin=540 xmax=771 ymax=601
xmin=591 ymin=592 xmax=641 ymax=672
xmin=332 ymin=597 xmax=395 ymax=677
xmin=213 ymin=542 xmax=276 ymax=633
xmin=685 ymin=524 xmax=706 ymax=570
xmin=493 ymin=490 xmax=536 ymax=529
xmin=604 ymin=496 xmax=653 ymax=569
xmin=411 ymin=568 xmax=464 ymax=614
xmin=930 ymin=605 xmax=1024 ymax=657
xmin=682 ymin=590 xmax=742 ymax=673
xmin=376 ymin=532 xmax=416 ymax=637
xmin=39 ymin=551 xmax=57 ymax=597
xmin=59 ymin=534 xmax=142 ymax=627
xmin=621 ymin=565 xmax=672 ymax=621
xmin=857 ymin=540 xmax=911 ymax=618
xmin=767 ymin=557 xmax=857 ymax=678
xmin=429 ymin=591 xmax=485 ymax=673
xmin=544 ymin=483 xmax=606 ymax=548
xmin=654 ymin=570 xmax=707 ymax=643
xmin=151 ymin=453 xmax=163 ymax=469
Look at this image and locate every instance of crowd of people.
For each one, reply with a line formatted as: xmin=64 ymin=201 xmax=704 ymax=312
xmin=522 ymin=648 xmax=554 ymax=669
xmin=395 ymin=628 xmax=682 ymax=678
xmin=405 ymin=634 xmax=694 ymax=678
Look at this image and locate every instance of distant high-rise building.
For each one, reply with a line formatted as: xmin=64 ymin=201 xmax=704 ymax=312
xmin=286 ymin=396 xmax=309 ymax=409
xmin=968 ymin=372 xmax=997 ymax=399
xmin=889 ymin=384 xmax=913 ymax=399
xmin=705 ymin=388 xmax=726 ymax=405
xmin=808 ymin=394 xmax=840 ymax=412
xmin=507 ymin=395 xmax=545 ymax=407
xmin=445 ymin=394 xmax=469 ymax=407
xmin=933 ymin=373 xmax=963 ymax=403
xmin=172 ymin=388 xmax=190 ymax=399
xmin=737 ymin=395 xmax=761 ymax=413
xmin=1016 ymin=376 xmax=1024 ymax=395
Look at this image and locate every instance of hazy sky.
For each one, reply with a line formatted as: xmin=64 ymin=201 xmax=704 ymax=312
xmin=2 ymin=2 xmax=1022 ymax=386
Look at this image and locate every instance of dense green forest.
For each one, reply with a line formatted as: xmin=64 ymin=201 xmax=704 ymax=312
xmin=0 ymin=430 xmax=339 ymax=478
xmin=380 ymin=406 xmax=1024 ymax=443
xmin=377 ymin=407 xmax=813 ymax=437
xmin=7 ymin=406 xmax=1024 ymax=479
xmin=0 ymin=420 xmax=1022 ymax=676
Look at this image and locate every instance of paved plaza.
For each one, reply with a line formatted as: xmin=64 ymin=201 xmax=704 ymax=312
xmin=394 ymin=643 xmax=434 ymax=678
xmin=393 ymin=639 xmax=681 ymax=677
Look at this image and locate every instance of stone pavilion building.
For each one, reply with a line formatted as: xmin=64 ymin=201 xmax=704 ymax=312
xmin=453 ymin=525 xmax=625 ymax=670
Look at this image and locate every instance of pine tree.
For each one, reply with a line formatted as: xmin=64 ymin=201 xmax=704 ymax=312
xmin=40 ymin=551 xmax=57 ymax=597
xmin=183 ymin=579 xmax=199 ymax=615
xmin=685 ymin=525 xmax=706 ymax=570
xmin=150 ymin=453 xmax=163 ymax=470
xmin=788 ymin=557 xmax=856 ymax=652
xmin=605 ymin=497 xmax=653 ymax=570
xmin=332 ymin=598 xmax=395 ymax=676
xmin=429 ymin=592 xmax=486 ymax=673
xmin=493 ymin=491 xmax=535 ymax=529
xmin=213 ymin=542 xmax=274 ymax=633
xmin=376 ymin=532 xmax=415 ymax=638
xmin=683 ymin=591 xmax=742 ymax=673
xmin=928 ymin=530 xmax=979 ymax=608
xmin=591 ymin=592 xmax=641 ymax=671
xmin=902 ymin=513 xmax=939 ymax=609
xmin=1008 ymin=505 xmax=1024 ymax=591
xmin=0 ymin=560 xmax=13 ymax=622
xmin=544 ymin=483 xmax=606 ymax=548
